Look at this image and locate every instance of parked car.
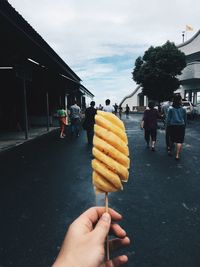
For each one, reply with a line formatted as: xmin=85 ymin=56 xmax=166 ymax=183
xmin=197 ymin=104 xmax=200 ymax=115
xmin=182 ymin=100 xmax=194 ymax=118
xmin=192 ymin=103 xmax=200 ymax=116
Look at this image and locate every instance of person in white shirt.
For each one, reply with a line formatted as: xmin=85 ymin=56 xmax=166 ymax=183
xmin=103 ymin=99 xmax=115 ymax=113
xmin=161 ymin=100 xmax=172 ymax=153
xmin=69 ymin=100 xmax=81 ymax=137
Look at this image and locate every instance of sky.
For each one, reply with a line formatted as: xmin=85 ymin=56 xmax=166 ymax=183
xmin=8 ymin=0 xmax=200 ymax=106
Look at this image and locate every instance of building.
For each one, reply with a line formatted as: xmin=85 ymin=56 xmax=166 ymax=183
xmin=177 ymin=30 xmax=200 ymax=104
xmin=119 ymin=85 xmax=147 ymax=111
xmin=0 ymin=0 xmax=93 ymax=138
xmin=120 ymin=29 xmax=200 ymax=109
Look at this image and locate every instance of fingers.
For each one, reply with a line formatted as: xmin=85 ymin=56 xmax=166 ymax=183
xmin=83 ymin=207 xmax=122 ymax=223
xmin=93 ymin=213 xmax=111 ymax=243
xmin=106 ymin=255 xmax=128 ymax=267
xmin=109 ymin=237 xmax=130 ymax=251
xmin=73 ymin=207 xmax=122 ymax=234
xmin=110 ymin=223 xmax=126 ymax=238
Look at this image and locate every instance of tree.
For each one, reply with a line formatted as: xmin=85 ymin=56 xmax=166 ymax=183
xmin=132 ymin=41 xmax=186 ymax=102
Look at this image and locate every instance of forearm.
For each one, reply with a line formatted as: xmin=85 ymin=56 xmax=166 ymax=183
xmin=52 ymin=256 xmax=79 ymax=267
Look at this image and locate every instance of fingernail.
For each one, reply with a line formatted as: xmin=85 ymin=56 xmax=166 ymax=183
xmin=122 ymin=229 xmax=126 ymax=236
xmin=101 ymin=213 xmax=111 ymax=222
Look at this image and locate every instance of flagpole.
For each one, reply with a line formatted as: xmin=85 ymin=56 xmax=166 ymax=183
xmin=185 ymin=25 xmax=193 ymax=42
xmin=182 ymin=31 xmax=185 ymax=43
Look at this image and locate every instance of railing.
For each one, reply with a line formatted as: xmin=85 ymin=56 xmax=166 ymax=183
xmin=179 ymin=61 xmax=200 ymax=80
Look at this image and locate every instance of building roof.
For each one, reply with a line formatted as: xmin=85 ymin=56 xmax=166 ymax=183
xmin=80 ymin=84 xmax=94 ymax=98
xmin=0 ymin=1 xmax=81 ymax=84
xmin=177 ymin=29 xmax=200 ymax=57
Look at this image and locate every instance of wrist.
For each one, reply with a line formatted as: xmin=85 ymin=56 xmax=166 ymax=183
xmin=52 ymin=255 xmax=78 ymax=267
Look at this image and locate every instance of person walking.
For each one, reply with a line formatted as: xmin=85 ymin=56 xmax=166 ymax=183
xmin=141 ymin=101 xmax=160 ymax=151
xmin=82 ymin=101 xmax=97 ymax=145
xmin=161 ymin=100 xmax=172 ymax=154
xmin=125 ymin=104 xmax=130 ymax=119
xmin=119 ymin=105 xmax=123 ymax=119
xmin=166 ymin=94 xmax=187 ymax=160
xmin=114 ymin=103 xmax=118 ymax=115
xmin=57 ymin=107 xmax=68 ymax=138
xmin=98 ymin=104 xmax=103 ymax=110
xmin=69 ymin=100 xmax=81 ymax=138
xmin=103 ymin=99 xmax=115 ymax=113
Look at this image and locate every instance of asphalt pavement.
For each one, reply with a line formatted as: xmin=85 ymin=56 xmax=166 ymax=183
xmin=0 ymin=114 xmax=200 ymax=267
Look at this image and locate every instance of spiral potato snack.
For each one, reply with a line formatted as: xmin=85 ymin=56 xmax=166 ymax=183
xmin=92 ymin=110 xmax=130 ymax=193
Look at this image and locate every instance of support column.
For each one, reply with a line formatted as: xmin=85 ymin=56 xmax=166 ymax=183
xmin=23 ymin=79 xmax=28 ymax=139
xmin=46 ymin=92 xmax=50 ymax=131
xmin=59 ymin=96 xmax=62 ymax=106
xmin=194 ymin=92 xmax=197 ymax=105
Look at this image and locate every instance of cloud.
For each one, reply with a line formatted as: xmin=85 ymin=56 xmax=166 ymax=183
xmin=8 ymin=0 xmax=200 ymax=105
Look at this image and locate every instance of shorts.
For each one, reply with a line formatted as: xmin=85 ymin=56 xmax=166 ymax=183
xmin=168 ymin=125 xmax=185 ymax=143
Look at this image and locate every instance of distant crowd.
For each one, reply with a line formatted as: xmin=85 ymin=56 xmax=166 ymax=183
xmin=56 ymin=94 xmax=187 ymax=160
xmin=56 ymin=99 xmax=131 ymax=144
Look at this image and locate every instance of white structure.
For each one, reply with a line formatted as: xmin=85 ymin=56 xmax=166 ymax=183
xmin=121 ymin=29 xmax=200 ymax=107
xmin=119 ymin=85 xmax=148 ymax=110
xmin=178 ymin=30 xmax=200 ymax=104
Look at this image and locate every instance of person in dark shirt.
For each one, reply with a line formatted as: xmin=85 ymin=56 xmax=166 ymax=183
xmin=114 ymin=103 xmax=118 ymax=115
xmin=141 ymin=101 xmax=160 ymax=151
xmin=119 ymin=105 xmax=123 ymax=119
xmin=125 ymin=104 xmax=130 ymax=118
xmin=83 ymin=101 xmax=97 ymax=145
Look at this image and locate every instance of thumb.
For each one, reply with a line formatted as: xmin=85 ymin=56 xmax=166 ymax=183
xmin=94 ymin=213 xmax=111 ymax=243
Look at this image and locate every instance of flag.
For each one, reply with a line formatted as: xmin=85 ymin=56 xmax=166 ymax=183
xmin=186 ymin=25 xmax=193 ymax=31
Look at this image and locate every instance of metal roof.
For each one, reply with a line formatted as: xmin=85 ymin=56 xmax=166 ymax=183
xmin=79 ymin=84 xmax=94 ymax=98
xmin=0 ymin=0 xmax=89 ymax=88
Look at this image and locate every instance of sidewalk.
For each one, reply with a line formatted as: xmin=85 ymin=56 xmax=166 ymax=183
xmin=0 ymin=126 xmax=59 ymax=152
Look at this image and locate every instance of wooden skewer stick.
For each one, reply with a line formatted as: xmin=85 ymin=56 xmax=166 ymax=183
xmin=105 ymin=192 xmax=110 ymax=261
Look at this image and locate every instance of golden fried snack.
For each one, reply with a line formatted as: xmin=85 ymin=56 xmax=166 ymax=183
xmin=93 ymin=135 xmax=130 ymax=168
xmin=93 ymin=171 xmax=120 ymax=193
xmin=97 ymin=110 xmax=125 ymax=131
xmin=95 ymin=114 xmax=128 ymax=144
xmin=94 ymin=125 xmax=129 ymax=156
xmin=92 ymin=110 xmax=130 ymax=193
xmin=93 ymin=147 xmax=129 ymax=181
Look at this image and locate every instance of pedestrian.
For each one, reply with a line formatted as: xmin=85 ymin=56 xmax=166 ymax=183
xmin=141 ymin=101 xmax=160 ymax=151
xmin=52 ymin=207 xmax=130 ymax=267
xmin=82 ymin=101 xmax=97 ymax=145
xmin=161 ymin=100 xmax=172 ymax=154
xmin=119 ymin=105 xmax=123 ymax=119
xmin=166 ymin=94 xmax=187 ymax=160
xmin=98 ymin=104 xmax=103 ymax=110
xmin=114 ymin=103 xmax=118 ymax=115
xmin=103 ymin=99 xmax=115 ymax=113
xmin=57 ymin=107 xmax=68 ymax=139
xmin=69 ymin=100 xmax=81 ymax=138
xmin=125 ymin=104 xmax=130 ymax=119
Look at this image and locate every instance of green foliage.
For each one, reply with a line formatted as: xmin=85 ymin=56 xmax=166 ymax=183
xmin=132 ymin=41 xmax=186 ymax=101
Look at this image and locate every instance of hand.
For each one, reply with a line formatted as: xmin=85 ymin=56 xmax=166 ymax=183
xmin=140 ymin=120 xmax=144 ymax=129
xmin=52 ymin=207 xmax=130 ymax=267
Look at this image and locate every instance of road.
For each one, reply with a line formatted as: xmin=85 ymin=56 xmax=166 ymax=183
xmin=0 ymin=114 xmax=200 ymax=267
